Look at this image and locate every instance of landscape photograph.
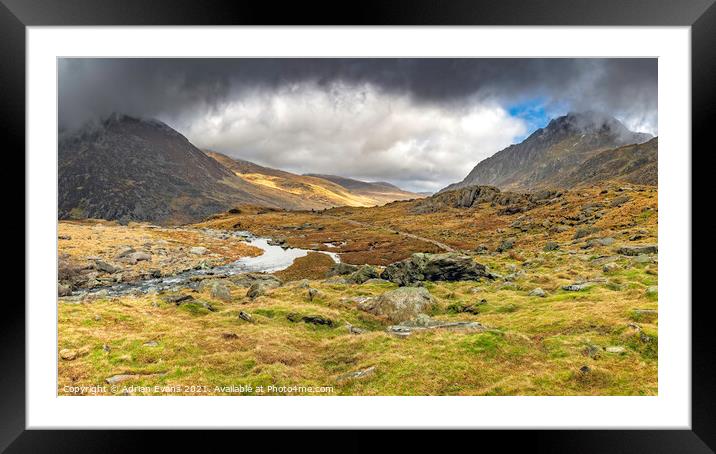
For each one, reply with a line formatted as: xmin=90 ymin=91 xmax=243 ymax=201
xmin=57 ymin=58 xmax=658 ymax=396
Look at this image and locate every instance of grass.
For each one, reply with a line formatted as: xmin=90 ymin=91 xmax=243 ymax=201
xmin=58 ymin=182 xmax=658 ymax=396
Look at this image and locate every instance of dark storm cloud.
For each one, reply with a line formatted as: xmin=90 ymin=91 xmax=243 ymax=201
xmin=58 ymin=58 xmax=657 ymax=131
xmin=58 ymin=58 xmax=656 ymax=192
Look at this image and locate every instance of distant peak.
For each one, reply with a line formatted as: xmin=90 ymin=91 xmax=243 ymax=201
xmin=546 ymin=111 xmax=625 ymax=133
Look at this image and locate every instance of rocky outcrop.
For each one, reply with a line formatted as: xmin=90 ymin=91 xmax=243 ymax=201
xmin=357 ymin=287 xmax=437 ymax=323
xmin=411 ymin=184 xmax=562 ymax=215
xmin=381 ymin=252 xmax=493 ymax=286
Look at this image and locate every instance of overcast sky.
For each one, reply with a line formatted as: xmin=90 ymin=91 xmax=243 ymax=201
xmin=58 ymin=58 xmax=657 ymax=193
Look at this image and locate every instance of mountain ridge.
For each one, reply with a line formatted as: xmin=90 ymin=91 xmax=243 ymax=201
xmin=441 ymin=111 xmax=654 ymax=192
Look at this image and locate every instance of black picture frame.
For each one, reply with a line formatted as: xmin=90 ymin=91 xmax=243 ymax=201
xmin=4 ymin=0 xmax=713 ymax=451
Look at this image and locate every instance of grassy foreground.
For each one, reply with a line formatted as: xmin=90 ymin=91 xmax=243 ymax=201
xmin=58 ymin=183 xmax=657 ymax=396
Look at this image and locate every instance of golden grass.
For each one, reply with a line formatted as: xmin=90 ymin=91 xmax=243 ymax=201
xmin=58 ymin=183 xmax=658 ymax=396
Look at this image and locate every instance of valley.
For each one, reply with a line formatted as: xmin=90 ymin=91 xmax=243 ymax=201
xmin=58 ymin=181 xmax=658 ymax=396
xmin=56 ymin=110 xmax=659 ymax=396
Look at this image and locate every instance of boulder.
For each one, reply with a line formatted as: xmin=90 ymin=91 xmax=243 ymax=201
xmin=95 ymin=260 xmax=120 ymax=274
xmin=528 ymin=288 xmax=546 ymax=297
xmin=616 ymin=245 xmax=658 ymax=256
xmin=190 ymin=246 xmax=208 ymax=255
xmin=58 ymin=283 xmax=72 ymax=297
xmin=543 ymin=242 xmax=559 ymax=252
xmin=326 ymin=262 xmax=360 ymax=277
xmin=345 ymin=265 xmax=379 ymax=284
xmin=246 ymin=280 xmax=281 ymax=299
xmin=496 ymin=239 xmax=515 ymax=253
xmin=602 ymin=262 xmax=619 ymax=273
xmin=610 ymin=195 xmax=631 ymax=207
xmin=358 ymin=287 xmax=437 ymax=323
xmin=199 ymin=279 xmax=233 ymax=302
xmin=286 ymin=312 xmax=334 ymax=327
xmin=562 ymin=283 xmax=590 ymax=291
xmin=380 ymin=252 xmax=493 ymax=286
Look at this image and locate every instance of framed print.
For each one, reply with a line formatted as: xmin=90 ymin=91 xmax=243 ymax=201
xmin=5 ymin=0 xmax=715 ymax=450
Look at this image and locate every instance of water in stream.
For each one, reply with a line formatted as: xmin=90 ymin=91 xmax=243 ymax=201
xmin=76 ymin=232 xmax=340 ymax=297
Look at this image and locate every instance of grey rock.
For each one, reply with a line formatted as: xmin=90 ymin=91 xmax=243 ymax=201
xmin=543 ymin=242 xmax=559 ymax=252
xmin=605 ymin=346 xmax=626 ymax=354
xmin=246 ymin=280 xmax=280 ymax=299
xmin=346 ymin=323 xmax=366 ymax=335
xmin=337 ymin=366 xmax=376 ymax=383
xmin=602 ymin=262 xmax=619 ymax=273
xmin=105 ymin=372 xmax=167 ymax=385
xmin=610 ymin=195 xmax=631 ymax=207
xmin=528 ymin=287 xmax=546 ymax=297
xmin=326 ymin=262 xmax=360 ymax=277
xmin=190 ymin=246 xmax=208 ymax=255
xmin=387 ymin=320 xmax=487 ymax=336
xmin=286 ymin=312 xmax=334 ymax=327
xmin=616 ymin=245 xmax=658 ymax=256
xmin=58 ymin=283 xmax=72 ymax=297
xmin=474 ymin=244 xmax=489 ymax=254
xmin=199 ymin=279 xmax=233 ymax=302
xmin=307 ymin=287 xmax=321 ymax=301
xmin=163 ymin=294 xmax=194 ymax=304
xmin=239 ymin=311 xmax=253 ymax=322
xmin=115 ymin=246 xmax=135 ymax=259
xmin=574 ymin=226 xmax=600 ymax=240
xmin=633 ymin=254 xmax=653 ymax=264
xmin=562 ymin=283 xmax=590 ymax=291
xmin=345 ymin=265 xmax=379 ymax=284
xmin=358 ymin=287 xmax=436 ymax=324
xmin=496 ymin=239 xmax=515 ymax=253
xmin=381 ymin=252 xmax=493 ymax=286
xmin=126 ymin=251 xmax=152 ymax=263
xmin=95 ymin=260 xmax=120 ymax=274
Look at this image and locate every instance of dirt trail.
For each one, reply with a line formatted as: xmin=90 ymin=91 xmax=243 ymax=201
xmin=324 ymin=215 xmax=457 ymax=253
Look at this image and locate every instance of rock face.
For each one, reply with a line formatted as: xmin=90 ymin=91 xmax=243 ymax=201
xmin=411 ymin=184 xmax=561 ymax=215
xmin=58 ymin=114 xmax=260 ymax=224
xmin=357 ymin=287 xmax=437 ymax=323
xmin=381 ymin=253 xmax=493 ymax=286
xmin=440 ymin=112 xmax=653 ymax=192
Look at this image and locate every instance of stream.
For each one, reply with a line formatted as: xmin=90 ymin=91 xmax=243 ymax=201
xmin=75 ymin=231 xmax=341 ymax=297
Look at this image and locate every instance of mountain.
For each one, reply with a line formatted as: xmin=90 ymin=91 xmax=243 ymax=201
xmin=207 ymin=151 xmax=422 ymax=208
xmin=304 ymin=174 xmax=421 ymax=205
xmin=58 ymin=114 xmax=424 ymax=225
xmin=442 ymin=112 xmax=654 ymax=192
xmin=58 ymin=115 xmax=319 ymax=224
xmin=560 ymin=137 xmax=657 ymax=187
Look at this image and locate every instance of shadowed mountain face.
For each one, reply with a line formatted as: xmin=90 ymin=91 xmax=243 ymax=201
xmin=442 ymin=112 xmax=654 ymax=192
xmin=59 ymin=115 xmax=253 ymax=224
xmin=58 ymin=115 xmax=423 ymax=225
xmin=560 ymin=137 xmax=657 ymax=187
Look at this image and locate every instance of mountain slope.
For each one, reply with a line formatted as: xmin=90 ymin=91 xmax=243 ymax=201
xmin=442 ymin=112 xmax=654 ymax=192
xmin=207 ymin=151 xmax=421 ymax=207
xmin=58 ymin=115 xmax=311 ymax=224
xmin=560 ymin=137 xmax=657 ymax=187
xmin=304 ymin=174 xmax=420 ymax=205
